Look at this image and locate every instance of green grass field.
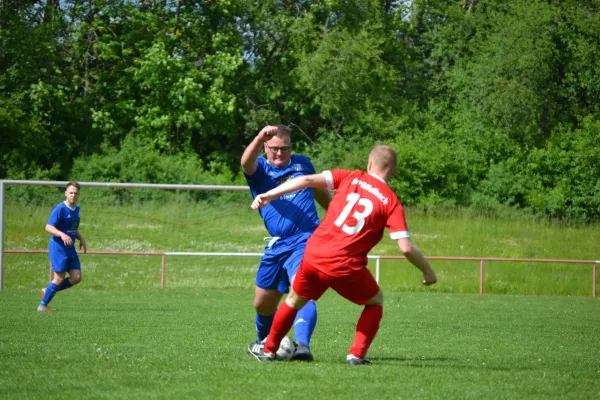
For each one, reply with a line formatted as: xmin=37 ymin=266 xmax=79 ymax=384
xmin=1 ymin=197 xmax=600 ymax=398
xmin=0 ymin=289 xmax=599 ymax=399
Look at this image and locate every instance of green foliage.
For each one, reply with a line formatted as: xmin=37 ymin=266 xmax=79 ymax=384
xmin=471 ymin=117 xmax=600 ymax=220
xmin=71 ymin=136 xmax=239 ymax=204
xmin=443 ymin=0 xmax=557 ymax=164
xmin=3 ymin=165 xmax=63 ymax=206
xmin=295 ymin=26 xmax=398 ymax=130
xmin=390 ymin=125 xmax=483 ymax=206
xmin=301 ymin=132 xmax=373 ymax=173
xmin=524 ymin=118 xmax=600 ymax=219
xmin=1 ymin=0 xmax=599 ymax=220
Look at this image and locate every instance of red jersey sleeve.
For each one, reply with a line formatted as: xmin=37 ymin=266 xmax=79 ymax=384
xmin=387 ymin=199 xmax=409 ymax=239
xmin=324 ymin=169 xmax=354 ymax=191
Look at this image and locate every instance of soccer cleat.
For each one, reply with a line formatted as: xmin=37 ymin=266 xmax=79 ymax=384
xmin=346 ymin=354 xmax=371 ymax=366
xmin=291 ymin=342 xmax=313 ymax=362
xmin=36 ymin=305 xmax=52 ymax=312
xmin=246 ymin=339 xmax=266 ymax=355
xmin=247 ymin=341 xmax=277 ymax=362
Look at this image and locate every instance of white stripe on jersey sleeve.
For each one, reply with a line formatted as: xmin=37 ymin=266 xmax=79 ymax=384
xmin=390 ymin=230 xmax=410 ymax=239
xmin=322 ymin=170 xmax=334 ymax=190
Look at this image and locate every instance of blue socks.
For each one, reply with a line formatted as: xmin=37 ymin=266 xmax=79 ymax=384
xmin=40 ymin=282 xmax=59 ymax=306
xmin=40 ymin=279 xmax=73 ymax=306
xmin=293 ymin=300 xmax=317 ymax=347
xmin=255 ymin=313 xmax=274 ymax=342
xmin=57 ymin=277 xmax=72 ymax=291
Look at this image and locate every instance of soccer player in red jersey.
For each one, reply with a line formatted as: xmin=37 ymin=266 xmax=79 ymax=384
xmin=248 ymin=144 xmax=437 ymax=365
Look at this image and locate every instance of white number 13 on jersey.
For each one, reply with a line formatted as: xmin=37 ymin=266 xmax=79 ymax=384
xmin=334 ymin=193 xmax=374 ymax=235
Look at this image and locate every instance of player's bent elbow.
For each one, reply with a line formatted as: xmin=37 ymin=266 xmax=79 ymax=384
xmin=401 ymin=248 xmax=419 ymax=259
xmin=397 ymin=238 xmax=415 ymax=255
xmin=241 ymin=164 xmax=255 ymax=177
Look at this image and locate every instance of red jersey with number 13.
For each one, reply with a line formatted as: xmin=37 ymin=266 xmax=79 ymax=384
xmin=303 ymin=169 xmax=410 ymax=276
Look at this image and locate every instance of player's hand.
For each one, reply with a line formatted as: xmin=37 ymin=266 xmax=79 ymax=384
xmin=61 ymin=233 xmax=73 ymax=247
xmin=421 ymin=270 xmax=437 ymax=286
xmin=79 ymin=238 xmax=87 ymax=253
xmin=251 ymin=193 xmax=272 ymax=209
xmin=257 ymin=125 xmax=278 ymax=143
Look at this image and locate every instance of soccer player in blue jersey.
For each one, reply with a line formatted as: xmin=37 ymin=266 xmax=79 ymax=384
xmin=242 ymin=125 xmax=331 ymax=361
xmin=37 ymin=182 xmax=87 ymax=312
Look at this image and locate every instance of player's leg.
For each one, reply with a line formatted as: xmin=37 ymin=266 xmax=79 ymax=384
xmin=331 ymin=268 xmax=383 ymax=365
xmin=260 ymin=289 xmax=309 ymax=358
xmin=346 ymin=289 xmax=383 ymax=365
xmin=248 ymin=286 xmax=283 ymax=359
xmin=284 ymin=236 xmax=318 ymax=359
xmin=289 ymin=278 xmax=317 ymax=360
xmin=263 ymin=262 xmax=327 ymax=356
xmin=57 ymin=257 xmax=82 ymax=292
xmin=38 ymin=244 xmax=68 ymax=311
xmin=38 ymin=271 xmax=66 ymax=311
xmin=253 ymin=286 xmax=283 ymax=342
xmin=58 ymin=255 xmax=81 ymax=291
xmin=251 ymin=239 xmax=291 ymax=344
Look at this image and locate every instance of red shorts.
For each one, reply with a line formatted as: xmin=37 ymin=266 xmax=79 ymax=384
xmin=292 ymin=260 xmax=380 ymax=305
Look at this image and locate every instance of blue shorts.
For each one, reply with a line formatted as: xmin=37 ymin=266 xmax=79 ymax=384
xmin=255 ymin=232 xmax=312 ymax=293
xmin=49 ymin=240 xmax=81 ymax=273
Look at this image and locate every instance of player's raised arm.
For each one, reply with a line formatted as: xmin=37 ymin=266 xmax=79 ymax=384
xmin=251 ymin=174 xmax=328 ymax=209
xmin=241 ymin=125 xmax=278 ymax=177
xmin=397 ymin=237 xmax=437 ymax=286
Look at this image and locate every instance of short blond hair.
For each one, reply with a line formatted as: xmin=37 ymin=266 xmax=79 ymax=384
xmin=66 ymin=181 xmax=80 ymax=191
xmin=368 ymin=145 xmax=397 ymax=171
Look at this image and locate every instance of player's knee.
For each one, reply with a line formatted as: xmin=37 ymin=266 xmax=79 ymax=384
xmin=285 ymin=290 xmax=309 ymax=310
xmin=366 ymin=290 xmax=384 ymax=306
xmin=71 ymin=276 xmax=82 ymax=285
xmin=53 ymin=276 xmax=65 ymax=286
xmin=253 ymin=298 xmax=277 ymax=315
xmin=254 ymin=304 xmax=276 ymax=315
xmin=254 ymin=288 xmax=282 ymax=314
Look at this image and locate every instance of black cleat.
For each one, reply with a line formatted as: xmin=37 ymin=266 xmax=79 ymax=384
xmin=291 ymin=342 xmax=314 ymax=362
xmin=248 ymin=341 xmax=277 ymax=362
xmin=346 ymin=354 xmax=371 ymax=366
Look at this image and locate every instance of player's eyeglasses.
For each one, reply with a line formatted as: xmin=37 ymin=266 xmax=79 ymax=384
xmin=266 ymin=144 xmax=292 ymax=154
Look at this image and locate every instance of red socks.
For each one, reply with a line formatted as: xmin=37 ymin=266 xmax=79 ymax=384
xmin=349 ymin=304 xmax=383 ymax=358
xmin=265 ymin=302 xmax=383 ymax=359
xmin=265 ymin=301 xmax=299 ymax=354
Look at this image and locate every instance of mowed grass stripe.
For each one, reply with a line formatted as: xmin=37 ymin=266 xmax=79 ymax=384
xmin=0 ymin=289 xmax=598 ymax=399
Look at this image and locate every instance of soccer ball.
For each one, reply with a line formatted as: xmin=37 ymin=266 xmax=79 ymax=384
xmin=275 ymin=336 xmax=296 ymax=361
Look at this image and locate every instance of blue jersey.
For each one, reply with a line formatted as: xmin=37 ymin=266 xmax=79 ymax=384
xmin=245 ymin=155 xmax=320 ymax=237
xmin=47 ymin=202 xmax=80 ymax=254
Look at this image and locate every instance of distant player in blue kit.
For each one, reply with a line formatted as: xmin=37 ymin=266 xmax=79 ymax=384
xmin=242 ymin=125 xmax=331 ymax=361
xmin=37 ymin=182 xmax=87 ymax=312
